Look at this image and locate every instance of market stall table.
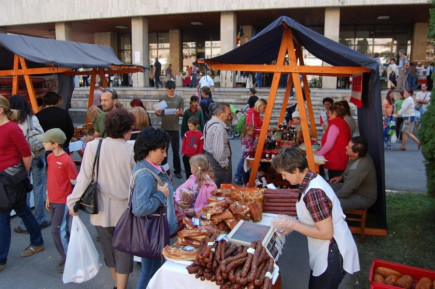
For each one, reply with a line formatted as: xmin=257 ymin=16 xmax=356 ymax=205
xmin=148 ymin=213 xmax=282 ymax=289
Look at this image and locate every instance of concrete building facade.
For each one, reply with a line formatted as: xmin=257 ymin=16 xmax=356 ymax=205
xmin=0 ymin=0 xmax=432 ymax=88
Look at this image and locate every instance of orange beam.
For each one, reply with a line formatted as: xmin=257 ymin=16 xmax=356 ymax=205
xmin=206 ymin=63 xmax=370 ymax=76
xmin=18 ymin=56 xmax=39 ymax=113
xmin=12 ymin=54 xmax=19 ymax=95
xmin=248 ymin=24 xmax=291 ymax=187
xmin=0 ymin=67 xmax=71 ymax=76
xmin=98 ymin=68 xmax=108 ymax=88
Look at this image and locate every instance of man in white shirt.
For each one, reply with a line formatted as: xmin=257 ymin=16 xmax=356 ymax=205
xmin=198 ymin=70 xmax=215 ymax=95
xmin=203 ymin=103 xmax=232 ymax=187
xmin=415 ymin=83 xmax=431 ymax=115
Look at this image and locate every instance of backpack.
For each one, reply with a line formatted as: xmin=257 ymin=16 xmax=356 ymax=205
xmin=205 ymin=98 xmax=216 ymax=121
xmin=26 ymin=116 xmax=45 ymax=159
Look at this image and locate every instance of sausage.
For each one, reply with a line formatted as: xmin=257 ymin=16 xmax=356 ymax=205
xmin=262 ymin=258 xmax=275 ymax=289
xmin=254 ymin=259 xmax=269 ymax=286
xmin=225 ymin=256 xmax=248 ymax=273
xmin=220 ymin=252 xmax=248 ymax=272
xmin=241 ymin=241 xmax=257 ymax=278
xmin=224 ymin=243 xmax=238 ymax=258
xmin=247 ymin=241 xmax=263 ymax=282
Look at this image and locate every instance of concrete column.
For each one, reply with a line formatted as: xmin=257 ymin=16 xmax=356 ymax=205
xmin=220 ymin=12 xmax=237 ymax=88
xmin=323 ymin=7 xmax=340 ymax=89
xmin=169 ymin=29 xmax=182 ymax=79
xmin=55 ymin=22 xmax=72 ymax=41
xmin=131 ymin=17 xmax=149 ymax=87
xmin=411 ymin=22 xmax=428 ymax=62
xmin=94 ymin=32 xmax=118 ymax=56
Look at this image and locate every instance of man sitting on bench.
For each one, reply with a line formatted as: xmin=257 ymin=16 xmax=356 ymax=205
xmin=329 ymin=136 xmax=377 ymax=210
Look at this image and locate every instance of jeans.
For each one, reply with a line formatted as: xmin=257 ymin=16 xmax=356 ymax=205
xmin=189 ymin=74 xmax=198 ymax=88
xmin=408 ymin=76 xmax=417 ymax=91
xmin=163 ymin=130 xmax=181 ymax=174
xmin=0 ymin=203 xmax=44 ymax=265
xmin=309 ymin=242 xmax=346 ymax=289
xmin=137 ymin=257 xmax=164 ymax=289
xmin=234 ymin=156 xmax=244 ymax=181
xmin=50 ymin=203 xmax=69 ymax=260
xmin=19 ymin=156 xmax=47 ymax=229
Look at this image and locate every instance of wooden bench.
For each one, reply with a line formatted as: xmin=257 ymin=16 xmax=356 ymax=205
xmin=344 ymin=208 xmax=367 ymax=243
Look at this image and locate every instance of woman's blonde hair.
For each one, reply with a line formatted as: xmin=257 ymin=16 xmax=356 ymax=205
xmin=86 ymin=106 xmax=103 ymax=123
xmin=0 ymin=95 xmax=13 ymax=120
xmin=189 ymin=154 xmax=215 ymax=188
xmin=254 ymin=98 xmax=267 ymax=112
xmin=131 ymin=106 xmax=149 ymax=130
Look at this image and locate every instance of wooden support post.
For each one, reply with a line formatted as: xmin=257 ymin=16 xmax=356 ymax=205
xmin=12 ymin=54 xmax=19 ymax=95
xmin=248 ymin=24 xmax=291 ymax=187
xmin=98 ymin=69 xmax=108 ymax=88
xmin=18 ymin=56 xmax=39 ymax=113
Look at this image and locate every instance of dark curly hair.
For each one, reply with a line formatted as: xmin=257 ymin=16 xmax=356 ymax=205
xmin=134 ymin=126 xmax=170 ymax=162
xmin=43 ymin=91 xmax=62 ymax=106
xmin=104 ymin=108 xmax=135 ymax=138
xmin=9 ymin=95 xmax=33 ymax=123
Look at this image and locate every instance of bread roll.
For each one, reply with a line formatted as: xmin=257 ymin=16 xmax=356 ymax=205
xmin=415 ymin=277 xmax=432 ymax=289
xmin=394 ymin=274 xmax=413 ymax=289
xmin=385 ymin=274 xmax=398 ymax=285
xmin=373 ymin=273 xmax=385 ymax=284
xmin=375 ymin=266 xmax=401 ymax=278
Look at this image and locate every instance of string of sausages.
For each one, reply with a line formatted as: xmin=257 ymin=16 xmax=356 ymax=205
xmin=186 ymin=235 xmax=275 ymax=289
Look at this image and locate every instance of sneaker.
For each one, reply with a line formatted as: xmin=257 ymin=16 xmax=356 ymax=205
xmin=21 ymin=245 xmax=45 ymax=257
xmin=39 ymin=221 xmax=51 ymax=230
xmin=174 ymin=172 xmax=182 ymax=179
xmin=57 ymin=263 xmax=65 ymax=273
xmin=13 ymin=226 xmax=28 ymax=234
xmin=0 ymin=264 xmax=6 ymax=272
xmin=234 ymin=179 xmax=243 ymax=185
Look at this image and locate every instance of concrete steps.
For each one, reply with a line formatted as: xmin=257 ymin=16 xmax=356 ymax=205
xmin=69 ymin=87 xmax=354 ymax=132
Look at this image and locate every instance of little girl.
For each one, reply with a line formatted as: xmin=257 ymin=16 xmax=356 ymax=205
xmin=175 ymin=154 xmax=217 ymax=217
xmin=241 ymin=123 xmax=256 ymax=186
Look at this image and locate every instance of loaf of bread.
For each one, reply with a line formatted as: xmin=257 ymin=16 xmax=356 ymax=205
xmin=415 ymin=277 xmax=432 ymax=289
xmin=375 ymin=266 xmax=401 ymax=278
xmin=373 ymin=273 xmax=385 ymax=284
xmin=385 ymin=274 xmax=398 ymax=285
xmin=394 ymin=274 xmax=413 ymax=289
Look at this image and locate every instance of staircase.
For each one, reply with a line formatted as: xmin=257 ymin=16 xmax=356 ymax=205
xmin=69 ymin=87 xmax=354 ymax=133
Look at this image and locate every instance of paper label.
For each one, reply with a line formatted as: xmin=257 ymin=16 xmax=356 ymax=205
xmin=265 ymin=272 xmax=273 ymax=279
xmin=247 ymin=248 xmax=256 ymax=254
xmin=207 ymin=242 xmax=215 ymax=247
xmin=191 ymin=218 xmax=201 ymax=226
xmin=216 ymin=234 xmax=227 ymax=242
xmin=182 ymin=246 xmax=196 ymax=252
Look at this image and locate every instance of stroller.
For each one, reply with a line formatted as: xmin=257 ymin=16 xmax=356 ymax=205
xmin=383 ymin=117 xmax=397 ymax=150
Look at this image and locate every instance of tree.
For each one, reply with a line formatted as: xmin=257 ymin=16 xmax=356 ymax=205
xmin=419 ymin=0 xmax=435 ymax=195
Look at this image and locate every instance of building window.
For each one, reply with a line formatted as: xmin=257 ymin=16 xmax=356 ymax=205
xmin=149 ymin=32 xmax=170 ymax=67
xmin=118 ymin=34 xmax=132 ymax=64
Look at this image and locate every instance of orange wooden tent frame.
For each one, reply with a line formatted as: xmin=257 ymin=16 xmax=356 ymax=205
xmin=204 ymin=23 xmax=371 ymax=187
xmin=2 ymin=54 xmax=143 ymax=113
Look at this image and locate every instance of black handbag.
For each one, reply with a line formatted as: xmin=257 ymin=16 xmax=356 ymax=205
xmin=75 ymin=139 xmax=102 ymax=214
xmin=112 ymin=168 xmax=169 ymax=258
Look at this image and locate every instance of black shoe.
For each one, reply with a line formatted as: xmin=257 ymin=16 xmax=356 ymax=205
xmin=14 ymin=227 xmax=28 ymax=234
xmin=39 ymin=221 xmax=51 ymax=230
xmin=174 ymin=173 xmax=182 ymax=179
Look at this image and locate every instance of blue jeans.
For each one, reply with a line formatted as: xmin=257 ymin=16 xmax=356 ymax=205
xmin=137 ymin=257 xmax=164 ymax=289
xmin=0 ymin=203 xmax=44 ymax=265
xmin=234 ymin=156 xmax=244 ymax=181
xmin=190 ymin=74 xmax=198 ymax=88
xmin=19 ymin=156 xmax=47 ymax=229
xmin=308 ymin=242 xmax=346 ymax=289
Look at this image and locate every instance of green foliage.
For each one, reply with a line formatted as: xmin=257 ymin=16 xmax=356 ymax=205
xmin=421 ymin=0 xmax=435 ymax=196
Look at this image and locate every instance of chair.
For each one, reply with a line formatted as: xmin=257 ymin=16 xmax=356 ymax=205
xmin=344 ymin=208 xmax=367 ymax=243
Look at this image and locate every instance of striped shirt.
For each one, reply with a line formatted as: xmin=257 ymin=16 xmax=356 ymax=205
xmin=299 ymin=170 xmax=332 ymax=222
xmin=203 ymin=116 xmax=231 ymax=168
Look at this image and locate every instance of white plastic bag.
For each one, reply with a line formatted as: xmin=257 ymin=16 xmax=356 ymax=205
xmin=63 ymin=216 xmax=101 ymax=283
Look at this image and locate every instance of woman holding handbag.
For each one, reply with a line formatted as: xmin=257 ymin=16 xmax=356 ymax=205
xmin=67 ymin=108 xmax=136 ymax=289
xmin=131 ymin=126 xmax=178 ymax=289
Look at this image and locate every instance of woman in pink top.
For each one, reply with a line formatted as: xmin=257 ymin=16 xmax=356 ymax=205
xmin=175 ymin=154 xmax=217 ymax=216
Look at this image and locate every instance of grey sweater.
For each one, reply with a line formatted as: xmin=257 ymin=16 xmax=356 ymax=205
xmin=332 ymin=155 xmax=377 ymax=204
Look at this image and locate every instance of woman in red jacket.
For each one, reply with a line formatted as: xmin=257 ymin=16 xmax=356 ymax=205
xmin=316 ymin=102 xmax=351 ymax=179
xmin=245 ymin=98 xmax=267 ymax=134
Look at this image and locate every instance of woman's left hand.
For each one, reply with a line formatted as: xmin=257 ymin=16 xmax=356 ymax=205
xmin=157 ymin=183 xmax=169 ymax=197
xmin=272 ymin=214 xmax=297 ymax=235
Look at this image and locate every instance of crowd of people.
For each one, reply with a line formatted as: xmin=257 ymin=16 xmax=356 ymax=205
xmin=1 ymin=68 xmax=429 ymax=289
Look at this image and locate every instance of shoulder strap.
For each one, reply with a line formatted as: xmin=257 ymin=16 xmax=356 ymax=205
xmin=92 ymin=140 xmax=103 ymax=181
xmin=128 ymin=167 xmax=165 ymax=204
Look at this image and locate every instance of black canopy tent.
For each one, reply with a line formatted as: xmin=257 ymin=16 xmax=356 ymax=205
xmin=203 ymin=16 xmax=387 ymax=232
xmin=0 ymin=33 xmax=143 ymax=112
